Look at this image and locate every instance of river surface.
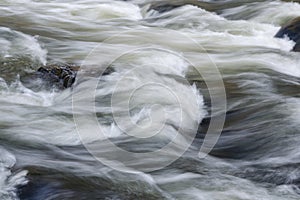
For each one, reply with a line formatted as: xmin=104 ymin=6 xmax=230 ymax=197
xmin=0 ymin=0 xmax=300 ymax=199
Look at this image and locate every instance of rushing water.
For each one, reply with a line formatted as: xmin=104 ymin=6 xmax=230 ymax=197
xmin=0 ymin=0 xmax=300 ymax=199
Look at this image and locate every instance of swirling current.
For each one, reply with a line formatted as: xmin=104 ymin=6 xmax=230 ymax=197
xmin=0 ymin=0 xmax=300 ymax=199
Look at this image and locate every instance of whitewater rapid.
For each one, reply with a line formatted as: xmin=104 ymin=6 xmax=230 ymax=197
xmin=0 ymin=0 xmax=300 ymax=199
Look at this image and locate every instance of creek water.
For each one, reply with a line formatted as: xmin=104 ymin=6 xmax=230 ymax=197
xmin=0 ymin=0 xmax=300 ymax=199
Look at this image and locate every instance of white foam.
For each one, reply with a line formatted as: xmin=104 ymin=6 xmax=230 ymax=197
xmin=70 ymin=1 xmax=142 ymax=20
xmin=0 ymin=27 xmax=47 ymax=64
xmin=1 ymin=0 xmax=142 ymax=21
xmin=0 ymin=79 xmax=56 ymax=107
xmin=0 ymin=148 xmax=27 ymax=200
xmin=146 ymin=4 xmax=294 ymax=52
xmin=75 ymin=49 xmax=206 ymax=147
xmin=0 ymin=79 xmax=81 ymax=146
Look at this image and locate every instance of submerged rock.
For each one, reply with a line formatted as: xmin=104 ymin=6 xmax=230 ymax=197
xmin=275 ymin=17 xmax=300 ymax=52
xmin=21 ymin=64 xmax=79 ymax=91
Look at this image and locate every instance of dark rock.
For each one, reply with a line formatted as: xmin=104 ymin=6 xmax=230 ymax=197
xmin=275 ymin=16 xmax=300 ymax=52
xmin=150 ymin=4 xmax=181 ymax=13
xmin=21 ymin=64 xmax=79 ymax=91
xmin=147 ymin=0 xmax=267 ymax=14
xmin=38 ymin=64 xmax=78 ymax=88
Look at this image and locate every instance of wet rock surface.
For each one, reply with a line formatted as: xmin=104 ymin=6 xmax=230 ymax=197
xmin=275 ymin=17 xmax=300 ymax=52
xmin=21 ymin=64 xmax=79 ymax=91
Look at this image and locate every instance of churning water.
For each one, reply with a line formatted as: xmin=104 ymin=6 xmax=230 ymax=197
xmin=0 ymin=0 xmax=300 ymax=199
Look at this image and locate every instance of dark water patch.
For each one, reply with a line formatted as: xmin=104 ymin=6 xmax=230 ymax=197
xmin=234 ymin=163 xmax=300 ymax=187
xmin=17 ymin=166 xmax=121 ymax=200
xmin=17 ymin=166 xmax=168 ymax=200
xmin=190 ymin=67 xmax=300 ymax=160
